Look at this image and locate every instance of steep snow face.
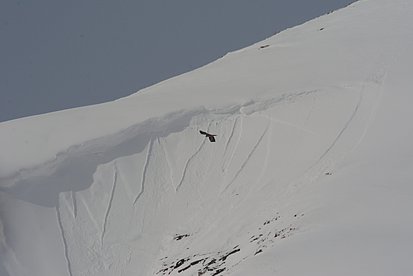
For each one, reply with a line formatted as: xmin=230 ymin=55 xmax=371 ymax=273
xmin=1 ymin=0 xmax=413 ymax=275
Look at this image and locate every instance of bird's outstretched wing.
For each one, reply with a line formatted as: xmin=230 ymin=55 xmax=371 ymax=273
xmin=200 ymin=130 xmax=217 ymax=142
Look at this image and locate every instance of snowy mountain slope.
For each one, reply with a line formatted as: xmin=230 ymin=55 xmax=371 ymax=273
xmin=1 ymin=0 xmax=413 ymax=275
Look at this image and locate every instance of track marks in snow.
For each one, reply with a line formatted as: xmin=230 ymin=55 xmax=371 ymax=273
xmin=71 ymin=191 xmax=77 ymax=219
xmin=350 ymin=71 xmax=388 ymax=154
xmin=176 ymin=138 xmax=206 ymax=192
xmin=261 ymin=114 xmax=316 ymax=136
xmin=60 ymin=193 xmax=77 ymax=219
xmin=159 ymin=138 xmax=175 ymax=192
xmin=221 ymin=120 xmax=270 ymax=194
xmin=78 ymin=194 xmax=100 ymax=232
xmin=304 ymin=94 xmax=317 ymax=127
xmin=239 ymin=89 xmax=318 ymax=115
xmin=223 ymin=117 xmax=239 ymax=156
xmin=56 ymin=204 xmax=74 ymax=276
xmin=222 ymin=116 xmax=243 ymax=173
xmin=101 ymin=165 xmax=118 ymax=247
xmin=133 ymin=140 xmax=153 ymax=205
xmin=316 ymin=91 xmax=363 ymax=163
xmin=255 ymin=122 xmax=273 ymax=190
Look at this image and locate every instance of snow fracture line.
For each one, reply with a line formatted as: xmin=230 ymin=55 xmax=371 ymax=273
xmin=222 ymin=116 xmax=240 ymax=172
xmin=176 ymin=132 xmax=208 ymax=192
xmin=101 ymin=165 xmax=118 ymax=247
xmin=255 ymin=121 xmax=272 ymax=189
xmin=79 ymin=194 xmax=100 ymax=232
xmin=72 ymin=191 xmax=77 ymax=219
xmin=133 ymin=140 xmax=153 ymax=205
xmin=316 ymin=91 xmax=362 ymax=163
xmin=56 ymin=204 xmax=74 ymax=276
xmin=222 ymin=121 xmax=270 ymax=194
xmin=224 ymin=117 xmax=239 ymax=155
xmin=159 ymin=138 xmax=175 ymax=191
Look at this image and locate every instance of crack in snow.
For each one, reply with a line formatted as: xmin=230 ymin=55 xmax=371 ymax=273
xmin=261 ymin=114 xmax=317 ymax=136
xmin=223 ymin=117 xmax=238 ymax=155
xmin=175 ymin=127 xmax=210 ymax=192
xmin=316 ymin=90 xmax=363 ymax=163
xmin=78 ymin=194 xmax=100 ymax=232
xmin=159 ymin=138 xmax=175 ymax=192
xmin=71 ymin=191 xmax=77 ymax=219
xmin=255 ymin=121 xmax=273 ymax=190
xmin=222 ymin=116 xmax=241 ymax=173
xmin=348 ymin=71 xmax=388 ymax=156
xmin=101 ymin=164 xmax=118 ymax=247
xmin=133 ymin=140 xmax=153 ymax=205
xmin=56 ymin=204 xmax=74 ymax=276
xmin=221 ymin=120 xmax=271 ymax=194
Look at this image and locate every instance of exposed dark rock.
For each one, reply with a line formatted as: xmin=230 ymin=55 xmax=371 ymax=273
xmin=178 ymin=264 xmax=192 ymax=273
xmin=191 ymin=259 xmax=205 ymax=266
xmin=219 ymin=248 xmax=240 ymax=262
xmin=212 ymin=268 xmax=226 ymax=276
xmin=206 ymin=258 xmax=216 ymax=266
xmin=174 ymin=234 xmax=190 ymax=241
xmin=255 ymin=249 xmax=263 ymax=255
xmin=174 ymin=259 xmax=186 ymax=269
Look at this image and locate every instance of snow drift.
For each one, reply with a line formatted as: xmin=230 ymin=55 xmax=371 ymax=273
xmin=1 ymin=0 xmax=413 ymax=275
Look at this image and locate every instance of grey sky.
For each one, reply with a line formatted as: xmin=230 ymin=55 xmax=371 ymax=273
xmin=0 ymin=0 xmax=355 ymax=122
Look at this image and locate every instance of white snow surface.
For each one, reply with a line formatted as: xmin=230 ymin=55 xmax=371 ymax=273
xmin=1 ymin=0 xmax=413 ymax=275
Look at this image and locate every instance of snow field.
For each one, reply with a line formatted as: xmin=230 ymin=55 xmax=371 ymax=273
xmin=52 ymin=80 xmax=379 ymax=275
xmin=2 ymin=0 xmax=413 ymax=275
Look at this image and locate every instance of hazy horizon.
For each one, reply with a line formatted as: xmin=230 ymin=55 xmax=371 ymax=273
xmin=0 ymin=0 xmax=355 ymax=122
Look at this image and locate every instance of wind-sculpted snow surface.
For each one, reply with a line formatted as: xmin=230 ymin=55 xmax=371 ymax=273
xmin=0 ymin=84 xmax=383 ymax=276
xmin=2 ymin=0 xmax=413 ymax=275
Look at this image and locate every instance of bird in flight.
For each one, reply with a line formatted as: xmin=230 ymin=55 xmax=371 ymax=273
xmin=199 ymin=130 xmax=217 ymax=142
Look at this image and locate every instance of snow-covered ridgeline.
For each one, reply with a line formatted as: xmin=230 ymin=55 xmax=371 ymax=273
xmin=0 ymin=0 xmax=393 ymax=183
xmin=2 ymin=0 xmax=413 ymax=275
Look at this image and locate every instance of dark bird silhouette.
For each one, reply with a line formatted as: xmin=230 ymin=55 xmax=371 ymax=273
xmin=199 ymin=130 xmax=217 ymax=142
